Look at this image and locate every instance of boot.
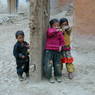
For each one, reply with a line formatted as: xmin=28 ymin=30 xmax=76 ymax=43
xmin=68 ymin=72 xmax=73 ymax=79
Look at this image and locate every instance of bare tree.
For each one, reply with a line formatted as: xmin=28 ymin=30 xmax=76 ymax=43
xmin=29 ymin=0 xmax=50 ymax=82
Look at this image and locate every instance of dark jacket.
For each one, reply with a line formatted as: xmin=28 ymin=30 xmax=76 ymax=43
xmin=13 ymin=41 xmax=29 ymax=64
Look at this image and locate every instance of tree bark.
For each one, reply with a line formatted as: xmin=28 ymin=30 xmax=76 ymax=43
xmin=29 ymin=0 xmax=50 ymax=82
xmin=7 ymin=0 xmax=16 ymax=14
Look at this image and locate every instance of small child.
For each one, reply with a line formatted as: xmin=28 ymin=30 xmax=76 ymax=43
xmin=44 ymin=19 xmax=64 ymax=83
xmin=13 ymin=31 xmax=30 ymax=81
xmin=60 ymin=18 xmax=75 ymax=79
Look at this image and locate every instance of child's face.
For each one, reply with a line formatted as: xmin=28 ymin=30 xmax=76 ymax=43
xmin=52 ymin=22 xmax=59 ymax=29
xmin=17 ymin=35 xmax=24 ymax=43
xmin=61 ymin=22 xmax=68 ymax=28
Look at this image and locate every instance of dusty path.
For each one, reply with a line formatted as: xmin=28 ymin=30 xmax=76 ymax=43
xmin=0 ymin=13 xmax=95 ymax=95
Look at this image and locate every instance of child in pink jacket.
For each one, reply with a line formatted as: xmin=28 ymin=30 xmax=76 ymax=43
xmin=44 ymin=19 xmax=64 ymax=83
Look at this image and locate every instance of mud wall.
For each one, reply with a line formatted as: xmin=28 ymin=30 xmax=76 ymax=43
xmin=75 ymin=0 xmax=95 ymax=35
xmin=50 ymin=0 xmax=73 ymax=15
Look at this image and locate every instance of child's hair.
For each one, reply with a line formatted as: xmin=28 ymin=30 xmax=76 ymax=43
xmin=15 ymin=31 xmax=24 ymax=38
xmin=60 ymin=18 xmax=69 ymax=26
xmin=49 ymin=18 xmax=59 ymax=27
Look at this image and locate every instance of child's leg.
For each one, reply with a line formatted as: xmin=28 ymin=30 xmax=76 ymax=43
xmin=60 ymin=51 xmax=64 ymax=70
xmin=16 ymin=62 xmax=24 ymax=81
xmin=43 ymin=50 xmax=53 ymax=79
xmin=65 ymin=50 xmax=75 ymax=72
xmin=53 ymin=51 xmax=62 ymax=79
xmin=66 ymin=63 xmax=75 ymax=73
xmin=65 ymin=50 xmax=75 ymax=79
xmin=16 ymin=63 xmax=23 ymax=76
xmin=24 ymin=57 xmax=30 ymax=77
xmin=60 ymin=50 xmax=66 ymax=70
xmin=66 ymin=63 xmax=75 ymax=79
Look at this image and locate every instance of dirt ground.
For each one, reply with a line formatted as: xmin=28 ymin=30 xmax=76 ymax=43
xmin=0 ymin=11 xmax=95 ymax=95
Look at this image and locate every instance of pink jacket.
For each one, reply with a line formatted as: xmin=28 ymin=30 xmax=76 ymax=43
xmin=45 ymin=28 xmax=65 ymax=51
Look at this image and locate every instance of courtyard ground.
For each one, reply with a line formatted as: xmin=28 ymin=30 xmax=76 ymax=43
xmin=0 ymin=10 xmax=95 ymax=95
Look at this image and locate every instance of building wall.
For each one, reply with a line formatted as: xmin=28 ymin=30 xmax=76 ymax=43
xmin=50 ymin=0 xmax=73 ymax=15
xmin=75 ymin=0 xmax=95 ymax=35
xmin=59 ymin=0 xmax=73 ymax=6
xmin=0 ymin=0 xmax=28 ymax=13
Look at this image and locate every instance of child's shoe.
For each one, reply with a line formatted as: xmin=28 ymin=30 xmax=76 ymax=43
xmin=68 ymin=72 xmax=73 ymax=79
xmin=18 ymin=75 xmax=24 ymax=81
xmin=55 ymin=77 xmax=62 ymax=83
xmin=49 ymin=77 xmax=55 ymax=83
xmin=26 ymin=73 xmax=30 ymax=78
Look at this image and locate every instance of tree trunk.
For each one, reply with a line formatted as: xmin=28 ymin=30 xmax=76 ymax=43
xmin=29 ymin=0 xmax=50 ymax=82
xmin=7 ymin=0 xmax=16 ymax=14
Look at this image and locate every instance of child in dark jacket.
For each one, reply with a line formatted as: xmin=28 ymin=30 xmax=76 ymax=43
xmin=13 ymin=31 xmax=30 ymax=81
xmin=44 ymin=19 xmax=65 ymax=83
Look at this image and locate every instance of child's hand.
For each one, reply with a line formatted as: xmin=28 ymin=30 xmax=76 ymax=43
xmin=64 ymin=26 xmax=70 ymax=31
xmin=49 ymin=60 xmax=53 ymax=64
xmin=59 ymin=46 xmax=62 ymax=52
xmin=19 ymin=53 xmax=25 ymax=58
xmin=21 ymin=56 xmax=25 ymax=59
xmin=56 ymin=27 xmax=63 ymax=32
xmin=27 ymin=49 xmax=31 ymax=54
xmin=29 ymin=41 xmax=32 ymax=49
xmin=25 ymin=44 xmax=30 ymax=48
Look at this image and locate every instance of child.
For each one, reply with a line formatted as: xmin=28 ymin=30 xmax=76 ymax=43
xmin=44 ymin=19 xmax=64 ymax=83
xmin=60 ymin=18 xmax=75 ymax=79
xmin=13 ymin=31 xmax=30 ymax=81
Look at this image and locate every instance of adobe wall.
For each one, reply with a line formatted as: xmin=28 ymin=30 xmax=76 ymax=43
xmin=75 ymin=0 xmax=95 ymax=35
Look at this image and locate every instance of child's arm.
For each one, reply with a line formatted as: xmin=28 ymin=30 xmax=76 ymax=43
xmin=65 ymin=27 xmax=72 ymax=36
xmin=47 ymin=28 xmax=58 ymax=37
xmin=13 ymin=45 xmax=25 ymax=59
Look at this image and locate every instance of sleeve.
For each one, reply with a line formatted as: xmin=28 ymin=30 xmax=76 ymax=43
xmin=58 ymin=32 xmax=65 ymax=47
xmin=66 ymin=27 xmax=72 ymax=36
xmin=13 ymin=44 xmax=24 ymax=59
xmin=47 ymin=28 xmax=58 ymax=37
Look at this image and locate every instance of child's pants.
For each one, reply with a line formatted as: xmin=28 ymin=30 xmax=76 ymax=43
xmin=44 ymin=50 xmax=62 ymax=79
xmin=61 ymin=50 xmax=75 ymax=72
xmin=16 ymin=57 xmax=29 ymax=76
